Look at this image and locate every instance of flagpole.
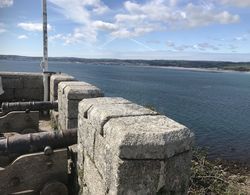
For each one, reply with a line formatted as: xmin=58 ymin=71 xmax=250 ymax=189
xmin=42 ymin=0 xmax=49 ymax=103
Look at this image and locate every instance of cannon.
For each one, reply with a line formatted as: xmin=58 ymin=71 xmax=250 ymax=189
xmin=0 ymin=101 xmax=58 ymax=113
xmin=0 ymin=128 xmax=77 ymax=155
xmin=0 ymin=128 xmax=77 ymax=195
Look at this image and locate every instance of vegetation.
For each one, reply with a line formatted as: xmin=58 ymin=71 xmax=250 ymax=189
xmin=189 ymin=148 xmax=249 ymax=195
xmin=1 ymin=55 xmax=250 ymax=72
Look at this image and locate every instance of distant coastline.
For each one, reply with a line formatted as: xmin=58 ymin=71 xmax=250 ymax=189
xmin=144 ymin=65 xmax=250 ymax=73
xmin=1 ymin=54 xmax=250 ymax=72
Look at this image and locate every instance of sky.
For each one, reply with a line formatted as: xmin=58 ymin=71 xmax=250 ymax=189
xmin=0 ymin=0 xmax=250 ymax=61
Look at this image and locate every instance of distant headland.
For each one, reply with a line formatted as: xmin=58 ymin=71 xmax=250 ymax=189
xmin=1 ymin=55 xmax=250 ymax=72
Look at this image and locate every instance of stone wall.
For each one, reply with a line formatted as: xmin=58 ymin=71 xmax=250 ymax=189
xmin=77 ymin=97 xmax=194 ymax=194
xmin=57 ymin=81 xmax=103 ymax=130
xmin=0 ymin=71 xmax=194 ymax=194
xmin=49 ymin=73 xmax=76 ymax=127
xmin=0 ymin=72 xmax=44 ymax=102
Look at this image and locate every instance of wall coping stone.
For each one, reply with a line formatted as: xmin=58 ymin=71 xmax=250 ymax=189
xmin=0 ymin=72 xmax=43 ymax=76
xmin=104 ymin=115 xmax=194 ymax=159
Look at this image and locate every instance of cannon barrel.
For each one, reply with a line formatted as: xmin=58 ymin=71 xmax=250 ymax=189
xmin=0 ymin=129 xmax=77 ymax=155
xmin=1 ymin=101 xmax=58 ymax=113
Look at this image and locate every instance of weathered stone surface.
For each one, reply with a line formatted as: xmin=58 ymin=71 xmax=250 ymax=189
xmin=65 ymin=118 xmax=78 ymax=129
xmin=23 ymin=76 xmax=43 ymax=89
xmin=158 ymin=151 xmax=192 ymax=195
xmin=0 ymin=88 xmax=14 ymax=101
xmin=58 ymin=81 xmax=92 ymax=107
xmin=83 ymin=153 xmax=107 ymax=195
xmin=78 ymin=117 xmax=97 ymax=160
xmin=64 ymin=85 xmax=103 ymax=100
xmin=65 ymin=100 xmax=79 ymax=119
xmin=78 ymin=97 xmax=131 ymax=117
xmin=0 ymin=72 xmax=44 ymax=102
xmin=14 ymin=88 xmax=44 ymax=101
xmin=58 ymin=81 xmax=93 ymax=95
xmin=58 ymin=81 xmax=104 ymax=130
xmin=0 ymin=111 xmax=39 ymax=133
xmin=86 ymin=103 xmax=158 ymax=134
xmin=93 ymin=133 xmax=114 ymax=187
xmin=2 ymin=77 xmax=23 ymax=89
xmin=109 ymin=159 xmax=162 ymax=194
xmin=103 ymin=115 xmax=194 ymax=159
xmin=50 ymin=74 xmax=75 ymax=101
xmin=50 ymin=110 xmax=59 ymax=129
xmin=0 ymin=72 xmax=42 ymax=77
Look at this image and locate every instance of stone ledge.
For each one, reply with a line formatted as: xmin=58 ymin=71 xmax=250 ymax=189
xmin=64 ymin=85 xmax=103 ymax=100
xmin=78 ymin=97 xmax=131 ymax=117
xmin=50 ymin=73 xmax=75 ymax=101
xmin=83 ymin=101 xmax=158 ymax=135
xmin=104 ymin=115 xmax=194 ymax=159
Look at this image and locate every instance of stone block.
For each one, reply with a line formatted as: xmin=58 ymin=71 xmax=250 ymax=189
xmin=23 ymin=75 xmax=43 ymax=89
xmin=93 ymin=133 xmax=114 ymax=187
xmin=2 ymin=77 xmax=23 ymax=89
xmin=0 ymin=88 xmax=14 ymax=102
xmin=64 ymin=85 xmax=103 ymax=100
xmin=58 ymin=81 xmax=93 ymax=96
xmin=109 ymin=159 xmax=162 ymax=194
xmin=78 ymin=97 xmax=131 ymax=117
xmin=78 ymin=117 xmax=97 ymax=160
xmin=103 ymin=115 xmax=194 ymax=160
xmin=86 ymin=102 xmax=158 ymax=134
xmin=77 ymin=96 xmax=193 ymax=195
xmin=58 ymin=112 xmax=66 ymax=130
xmin=83 ymin=153 xmax=107 ymax=195
xmin=65 ymin=118 xmax=78 ymax=129
xmin=65 ymin=99 xmax=79 ymax=119
xmin=158 ymin=151 xmax=192 ymax=194
xmin=59 ymin=115 xmax=77 ymax=130
xmin=14 ymin=88 xmax=43 ymax=101
xmin=58 ymin=81 xmax=103 ymax=130
xmin=50 ymin=73 xmax=75 ymax=101
xmin=50 ymin=110 xmax=59 ymax=129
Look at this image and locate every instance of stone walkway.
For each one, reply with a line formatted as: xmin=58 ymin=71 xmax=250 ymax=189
xmin=39 ymin=115 xmax=54 ymax=132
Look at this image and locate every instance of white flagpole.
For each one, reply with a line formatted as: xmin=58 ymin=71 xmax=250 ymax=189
xmin=42 ymin=0 xmax=49 ymax=103
xmin=42 ymin=0 xmax=48 ymax=72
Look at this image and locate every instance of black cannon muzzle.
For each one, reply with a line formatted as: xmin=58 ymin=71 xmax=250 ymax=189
xmin=0 ymin=129 xmax=77 ymax=155
xmin=1 ymin=101 xmax=58 ymax=113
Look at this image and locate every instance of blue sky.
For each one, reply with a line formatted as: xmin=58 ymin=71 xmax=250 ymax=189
xmin=0 ymin=0 xmax=250 ymax=61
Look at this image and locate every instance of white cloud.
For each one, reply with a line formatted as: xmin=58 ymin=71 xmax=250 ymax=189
xmin=183 ymin=4 xmax=239 ymax=28
xmin=17 ymin=22 xmax=52 ymax=32
xmin=92 ymin=21 xmax=117 ymax=31
xmin=219 ymin=0 xmax=250 ymax=7
xmin=0 ymin=23 xmax=6 ymax=33
xmin=50 ymin=27 xmax=97 ymax=44
xmin=47 ymin=0 xmax=241 ymax=43
xmin=18 ymin=35 xmax=28 ymax=39
xmin=194 ymin=42 xmax=220 ymax=51
xmin=48 ymin=0 xmax=110 ymax=44
xmin=48 ymin=0 xmax=109 ymax=24
xmin=0 ymin=0 xmax=13 ymax=8
xmin=115 ymin=14 xmax=147 ymax=23
xmin=166 ymin=40 xmax=220 ymax=51
xmin=109 ymin=1 xmax=240 ymax=38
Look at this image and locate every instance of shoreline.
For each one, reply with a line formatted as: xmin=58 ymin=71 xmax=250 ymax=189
xmin=137 ymin=65 xmax=250 ymax=73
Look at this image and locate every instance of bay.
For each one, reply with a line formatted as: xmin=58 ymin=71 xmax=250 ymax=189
xmin=1 ymin=59 xmax=250 ymax=163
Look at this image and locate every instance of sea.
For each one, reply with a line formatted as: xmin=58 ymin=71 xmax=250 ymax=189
xmin=0 ymin=59 xmax=250 ymax=163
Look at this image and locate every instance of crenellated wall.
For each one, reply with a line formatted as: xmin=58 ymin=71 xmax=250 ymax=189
xmin=51 ymin=75 xmax=194 ymax=195
xmin=0 ymin=72 xmax=194 ymax=194
xmin=77 ymin=97 xmax=194 ymax=194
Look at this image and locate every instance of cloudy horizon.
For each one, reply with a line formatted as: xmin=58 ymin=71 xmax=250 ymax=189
xmin=0 ymin=0 xmax=250 ymax=62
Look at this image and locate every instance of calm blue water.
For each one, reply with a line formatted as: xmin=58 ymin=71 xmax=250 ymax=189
xmin=1 ymin=59 xmax=250 ymax=162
